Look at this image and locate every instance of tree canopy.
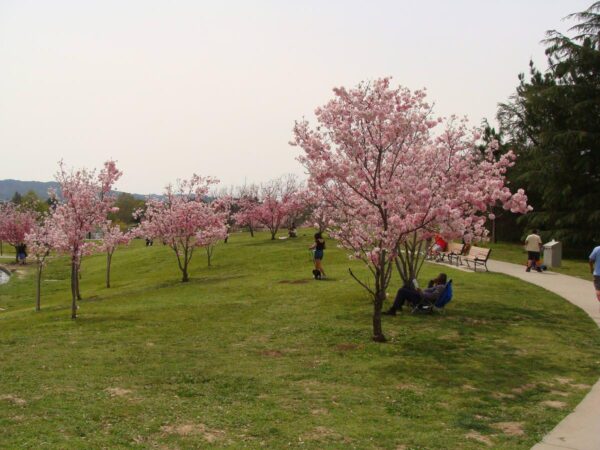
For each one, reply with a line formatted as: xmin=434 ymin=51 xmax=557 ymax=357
xmin=498 ymin=2 xmax=600 ymax=250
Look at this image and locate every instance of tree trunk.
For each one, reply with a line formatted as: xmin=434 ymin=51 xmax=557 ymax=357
xmin=76 ymin=269 xmax=82 ymax=300
xmin=271 ymin=231 xmax=276 ymax=240
xmin=249 ymin=227 xmax=254 ymax=238
xmin=106 ymin=253 xmax=112 ymax=288
xmin=372 ymin=290 xmax=387 ymax=342
xmin=71 ymin=261 xmax=78 ymax=319
xmin=35 ymin=263 xmax=42 ymax=311
xmin=0 ymin=240 xmax=3 ymax=255
xmin=206 ymin=246 xmax=213 ymax=267
xmin=182 ymin=267 xmax=189 ymax=282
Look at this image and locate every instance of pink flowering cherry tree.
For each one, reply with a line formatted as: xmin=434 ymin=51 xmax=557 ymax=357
xmin=255 ymin=175 xmax=303 ymax=240
xmin=234 ymin=184 xmax=260 ymax=237
xmin=50 ymin=160 xmax=122 ymax=319
xmin=0 ymin=203 xmax=37 ymax=262
xmin=24 ymin=219 xmax=56 ymax=311
xmin=137 ymin=175 xmax=227 ymax=282
xmin=292 ymin=78 xmax=529 ymax=342
xmin=99 ymin=221 xmax=132 ymax=288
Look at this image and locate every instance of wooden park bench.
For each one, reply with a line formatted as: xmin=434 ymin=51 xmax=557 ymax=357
xmin=440 ymin=242 xmax=465 ymax=266
xmin=463 ymin=246 xmax=492 ymax=272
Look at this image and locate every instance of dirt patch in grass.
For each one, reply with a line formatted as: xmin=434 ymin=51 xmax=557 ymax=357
xmin=466 ymin=431 xmax=493 ymax=446
xmin=301 ymin=426 xmax=348 ymax=443
xmin=492 ymin=392 xmax=516 ymax=399
xmin=462 ymin=384 xmax=478 ymax=391
xmin=261 ymin=349 xmax=284 ymax=357
xmin=492 ymin=421 xmax=525 ymax=436
xmin=105 ymin=387 xmax=133 ymax=398
xmin=550 ymin=390 xmax=569 ymax=397
xmin=161 ymin=423 xmax=225 ymax=442
xmin=555 ymin=377 xmax=573 ymax=385
xmin=571 ymin=383 xmax=591 ymax=390
xmin=279 ymin=279 xmax=309 ymax=284
xmin=310 ymin=408 xmax=329 ymax=415
xmin=542 ymin=400 xmax=567 ymax=409
xmin=512 ymin=383 xmax=536 ymax=394
xmin=0 ymin=394 xmax=26 ymax=406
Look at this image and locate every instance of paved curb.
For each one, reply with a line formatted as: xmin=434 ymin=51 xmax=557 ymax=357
xmin=484 ymin=260 xmax=600 ymax=450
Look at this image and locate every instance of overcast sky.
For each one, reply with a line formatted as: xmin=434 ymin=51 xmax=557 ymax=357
xmin=0 ymin=0 xmax=591 ymax=194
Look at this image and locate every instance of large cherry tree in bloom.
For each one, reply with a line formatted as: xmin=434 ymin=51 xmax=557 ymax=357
xmin=234 ymin=184 xmax=260 ymax=237
xmin=137 ymin=175 xmax=227 ymax=282
xmin=0 ymin=203 xmax=37 ymax=262
xmin=50 ymin=160 xmax=122 ymax=319
xmin=292 ymin=78 xmax=529 ymax=342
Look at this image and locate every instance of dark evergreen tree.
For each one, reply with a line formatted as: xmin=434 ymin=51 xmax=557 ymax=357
xmin=498 ymin=2 xmax=600 ymax=252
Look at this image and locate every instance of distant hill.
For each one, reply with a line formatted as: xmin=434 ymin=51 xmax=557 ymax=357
xmin=0 ymin=179 xmax=149 ymax=201
xmin=0 ymin=179 xmax=59 ymax=201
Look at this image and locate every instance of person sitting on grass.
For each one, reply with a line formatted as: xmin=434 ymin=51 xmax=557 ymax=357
xmin=383 ymin=273 xmax=448 ymax=315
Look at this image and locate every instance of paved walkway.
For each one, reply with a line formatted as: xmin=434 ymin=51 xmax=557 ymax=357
xmin=485 ymin=260 xmax=600 ymax=450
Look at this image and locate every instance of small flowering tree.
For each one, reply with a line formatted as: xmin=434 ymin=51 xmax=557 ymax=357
xmin=0 ymin=203 xmax=37 ymax=262
xmin=50 ymin=160 xmax=122 ymax=319
xmin=255 ymin=176 xmax=303 ymax=240
xmin=234 ymin=184 xmax=260 ymax=237
xmin=99 ymin=222 xmax=131 ymax=288
xmin=137 ymin=175 xmax=227 ymax=282
xmin=24 ymin=219 xmax=55 ymax=311
xmin=292 ymin=78 xmax=530 ymax=342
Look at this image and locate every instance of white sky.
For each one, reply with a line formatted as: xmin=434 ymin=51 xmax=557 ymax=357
xmin=0 ymin=0 xmax=590 ymax=194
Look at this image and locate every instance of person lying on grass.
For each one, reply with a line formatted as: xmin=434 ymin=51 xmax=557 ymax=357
xmin=383 ymin=273 xmax=448 ymax=315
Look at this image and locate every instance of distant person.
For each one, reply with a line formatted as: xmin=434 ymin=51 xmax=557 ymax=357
xmin=16 ymin=243 xmax=27 ymax=265
xmin=384 ymin=273 xmax=448 ymax=315
xmin=589 ymin=245 xmax=600 ymax=308
xmin=310 ymin=232 xmax=326 ymax=279
xmin=145 ymin=238 xmax=153 ymax=247
xmin=288 ymin=226 xmax=297 ymax=238
xmin=524 ymin=229 xmax=543 ymax=272
xmin=429 ymin=234 xmax=447 ymax=259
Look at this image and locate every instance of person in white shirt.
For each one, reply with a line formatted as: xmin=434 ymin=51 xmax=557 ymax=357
xmin=524 ymin=229 xmax=543 ymax=272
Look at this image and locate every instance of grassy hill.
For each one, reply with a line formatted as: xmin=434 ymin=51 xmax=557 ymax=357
xmin=0 ymin=231 xmax=599 ymax=449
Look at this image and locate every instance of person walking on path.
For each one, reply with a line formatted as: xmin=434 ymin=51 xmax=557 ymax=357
xmin=524 ymin=229 xmax=543 ymax=272
xmin=309 ymin=232 xmax=326 ymax=279
xmin=589 ymin=245 xmax=600 ymax=308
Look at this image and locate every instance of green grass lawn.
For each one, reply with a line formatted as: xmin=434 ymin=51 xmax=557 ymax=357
xmin=483 ymin=241 xmax=592 ymax=280
xmin=1 ymin=231 xmax=599 ymax=449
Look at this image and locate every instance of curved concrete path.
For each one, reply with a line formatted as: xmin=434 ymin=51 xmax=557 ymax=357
xmin=485 ymin=260 xmax=600 ymax=450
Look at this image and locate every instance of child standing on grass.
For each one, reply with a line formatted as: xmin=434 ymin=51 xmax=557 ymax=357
xmin=310 ymin=232 xmax=326 ymax=279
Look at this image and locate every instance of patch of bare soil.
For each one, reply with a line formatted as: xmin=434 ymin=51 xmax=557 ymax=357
xmin=301 ymin=426 xmax=348 ymax=443
xmin=492 ymin=422 xmax=525 ymax=436
xmin=492 ymin=392 xmax=516 ymax=400
xmin=550 ymin=390 xmax=569 ymax=397
xmin=571 ymin=383 xmax=591 ymax=390
xmin=310 ymin=408 xmax=329 ymax=416
xmin=512 ymin=383 xmax=537 ymax=394
xmin=555 ymin=377 xmax=573 ymax=385
xmin=161 ymin=423 xmax=225 ymax=442
xmin=279 ymin=279 xmax=309 ymax=284
xmin=462 ymin=384 xmax=478 ymax=391
xmin=0 ymin=394 xmax=26 ymax=406
xmin=260 ymin=349 xmax=284 ymax=357
xmin=465 ymin=431 xmax=493 ymax=446
xmin=105 ymin=387 xmax=133 ymax=397
xmin=542 ymin=400 xmax=567 ymax=409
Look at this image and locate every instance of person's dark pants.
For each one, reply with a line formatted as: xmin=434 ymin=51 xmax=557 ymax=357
xmin=388 ymin=287 xmax=422 ymax=312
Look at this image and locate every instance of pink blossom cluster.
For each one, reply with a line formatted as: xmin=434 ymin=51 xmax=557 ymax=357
xmin=49 ymin=160 xmax=123 ymax=265
xmin=136 ymin=175 xmax=227 ymax=281
xmin=292 ymin=78 xmax=530 ymax=272
xmin=0 ymin=203 xmax=37 ymax=248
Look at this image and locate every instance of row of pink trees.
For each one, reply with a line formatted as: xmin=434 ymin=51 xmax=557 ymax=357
xmin=292 ymin=78 xmax=530 ymax=342
xmin=233 ymin=176 xmax=307 ymax=240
